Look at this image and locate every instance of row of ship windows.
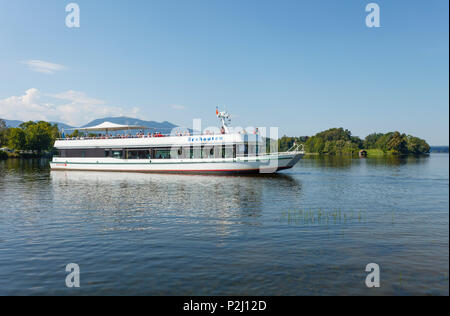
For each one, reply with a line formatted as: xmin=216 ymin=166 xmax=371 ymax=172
xmin=58 ymin=145 xmax=264 ymax=159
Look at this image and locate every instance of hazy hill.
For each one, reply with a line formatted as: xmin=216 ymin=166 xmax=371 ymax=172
xmin=430 ymin=146 xmax=449 ymax=153
xmin=2 ymin=119 xmax=74 ymax=130
xmin=2 ymin=116 xmax=179 ymax=133
xmin=81 ymin=116 xmax=178 ymax=132
xmin=50 ymin=122 xmax=75 ymax=130
xmin=3 ymin=119 xmax=25 ymax=128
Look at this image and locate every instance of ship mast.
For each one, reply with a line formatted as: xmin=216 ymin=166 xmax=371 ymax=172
xmin=216 ymin=106 xmax=231 ymax=134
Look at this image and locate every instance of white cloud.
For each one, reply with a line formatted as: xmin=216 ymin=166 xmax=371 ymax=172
xmin=23 ymin=60 xmax=67 ymax=74
xmin=47 ymin=90 xmax=106 ymax=106
xmin=0 ymin=88 xmax=140 ymax=127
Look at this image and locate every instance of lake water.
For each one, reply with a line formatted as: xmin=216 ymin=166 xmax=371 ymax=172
xmin=0 ymin=155 xmax=448 ymax=295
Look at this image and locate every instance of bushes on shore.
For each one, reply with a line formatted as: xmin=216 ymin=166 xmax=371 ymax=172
xmin=279 ymin=128 xmax=430 ymax=156
xmin=303 ymin=128 xmax=362 ymax=155
xmin=363 ymin=132 xmax=430 ymax=155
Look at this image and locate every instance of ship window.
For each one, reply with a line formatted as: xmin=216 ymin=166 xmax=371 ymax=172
xmin=222 ymin=145 xmax=234 ymax=159
xmin=236 ymin=144 xmax=246 ymax=157
xmin=192 ymin=146 xmax=202 ymax=159
xmin=127 ymin=151 xmax=137 ymax=159
xmin=198 ymin=145 xmax=216 ymax=158
xmin=172 ymin=147 xmax=190 ymax=159
xmin=126 ymin=150 xmax=150 ymax=159
xmin=61 ymin=148 xmax=106 ymax=158
xmin=248 ymin=144 xmax=257 ymax=156
xmin=112 ymin=150 xmax=123 ymax=159
xmin=155 ymin=149 xmax=171 ymax=159
xmin=138 ymin=150 xmax=150 ymax=159
xmin=258 ymin=142 xmax=265 ymax=155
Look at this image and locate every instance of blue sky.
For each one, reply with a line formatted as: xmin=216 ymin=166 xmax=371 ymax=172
xmin=0 ymin=0 xmax=448 ymax=144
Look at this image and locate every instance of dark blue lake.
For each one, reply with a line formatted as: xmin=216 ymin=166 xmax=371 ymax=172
xmin=0 ymin=154 xmax=448 ymax=295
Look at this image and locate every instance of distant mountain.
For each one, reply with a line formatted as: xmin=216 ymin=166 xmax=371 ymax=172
xmin=430 ymin=146 xmax=449 ymax=153
xmin=2 ymin=119 xmax=23 ymax=128
xmin=50 ymin=122 xmax=75 ymax=130
xmin=1 ymin=119 xmax=74 ymax=130
xmin=1 ymin=116 xmax=179 ymax=133
xmin=81 ymin=116 xmax=178 ymax=132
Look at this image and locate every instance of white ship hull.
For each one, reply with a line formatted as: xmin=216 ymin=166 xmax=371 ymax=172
xmin=50 ymin=153 xmax=303 ymax=174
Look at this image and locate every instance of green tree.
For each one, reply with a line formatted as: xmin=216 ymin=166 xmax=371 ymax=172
xmin=315 ymin=128 xmax=352 ymax=142
xmin=304 ymin=128 xmax=362 ymax=155
xmin=278 ymin=135 xmax=309 ymax=152
xmin=313 ymin=138 xmax=325 ymax=154
xmin=8 ymin=128 xmax=26 ymax=150
xmin=406 ymin=135 xmax=430 ymax=154
xmin=373 ymin=132 xmax=394 ymax=152
xmin=22 ymin=121 xmax=57 ymax=153
xmin=19 ymin=121 xmax=36 ymax=130
xmin=280 ymin=128 xmax=430 ymax=156
xmin=385 ymin=132 xmax=408 ymax=154
xmin=364 ymin=133 xmax=384 ymax=149
xmin=323 ymin=140 xmax=334 ymax=154
xmin=0 ymin=119 xmax=7 ymax=147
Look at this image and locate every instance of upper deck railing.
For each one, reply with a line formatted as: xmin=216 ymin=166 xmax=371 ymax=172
xmin=55 ymin=131 xmax=261 ymax=141
xmin=57 ymin=132 xmax=193 ymax=141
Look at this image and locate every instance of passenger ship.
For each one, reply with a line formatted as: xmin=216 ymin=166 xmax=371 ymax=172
xmin=50 ymin=109 xmax=304 ymax=174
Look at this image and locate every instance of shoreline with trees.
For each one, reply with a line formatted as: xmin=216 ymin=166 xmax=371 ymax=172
xmin=0 ymin=119 xmax=58 ymax=160
xmin=0 ymin=119 xmax=437 ymax=160
xmin=278 ymin=128 xmax=431 ymax=156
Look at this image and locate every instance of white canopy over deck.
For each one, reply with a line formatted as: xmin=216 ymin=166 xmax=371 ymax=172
xmin=73 ymin=122 xmax=148 ymax=133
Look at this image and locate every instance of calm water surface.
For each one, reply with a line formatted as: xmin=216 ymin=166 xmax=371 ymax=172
xmin=0 ymin=155 xmax=448 ymax=295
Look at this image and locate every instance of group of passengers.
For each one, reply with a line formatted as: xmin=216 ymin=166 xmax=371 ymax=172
xmin=65 ymin=131 xmax=193 ymax=140
xmin=134 ymin=131 xmax=164 ymax=138
xmin=203 ymin=128 xmax=226 ymax=135
xmin=112 ymin=131 xmax=166 ymax=138
xmin=175 ymin=131 xmax=192 ymax=136
xmin=64 ymin=128 xmax=243 ymax=140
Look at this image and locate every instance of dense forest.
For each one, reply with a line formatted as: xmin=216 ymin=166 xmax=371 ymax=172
xmin=278 ymin=128 xmax=430 ymax=156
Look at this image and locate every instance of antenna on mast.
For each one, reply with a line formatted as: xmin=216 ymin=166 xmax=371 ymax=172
xmin=216 ymin=105 xmax=231 ymax=134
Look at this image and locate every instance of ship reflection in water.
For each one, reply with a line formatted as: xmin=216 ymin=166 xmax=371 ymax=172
xmin=50 ymin=171 xmax=303 ymax=238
